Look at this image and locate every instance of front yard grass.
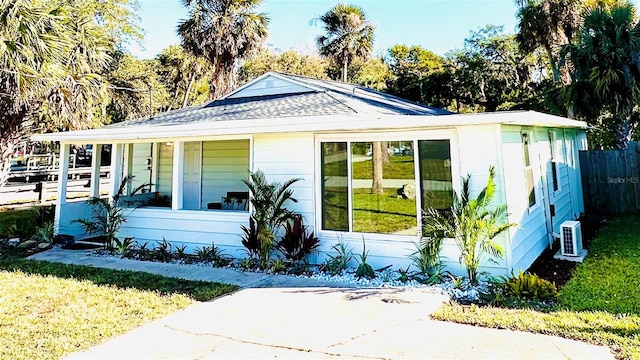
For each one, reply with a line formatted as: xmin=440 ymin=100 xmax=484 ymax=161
xmin=432 ymin=214 xmax=640 ymax=360
xmin=0 ymin=257 xmax=238 ymax=360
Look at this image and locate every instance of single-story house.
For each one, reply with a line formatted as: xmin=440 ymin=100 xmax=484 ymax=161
xmin=35 ymin=72 xmax=588 ymax=276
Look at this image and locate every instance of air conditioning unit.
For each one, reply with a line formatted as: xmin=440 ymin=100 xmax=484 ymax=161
xmin=560 ymin=220 xmax=583 ymax=257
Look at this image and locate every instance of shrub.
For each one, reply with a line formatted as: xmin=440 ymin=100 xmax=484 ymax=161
xmin=322 ymin=239 xmax=353 ymax=275
xmin=276 ymin=218 xmax=320 ymax=264
xmin=355 ymin=238 xmax=375 ymax=279
xmin=503 ymin=270 xmax=558 ymax=301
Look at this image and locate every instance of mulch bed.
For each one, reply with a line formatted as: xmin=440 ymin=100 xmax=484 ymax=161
xmin=527 ymin=214 xmax=603 ymax=288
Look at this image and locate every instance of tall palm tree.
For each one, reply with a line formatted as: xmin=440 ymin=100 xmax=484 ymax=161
xmin=514 ymin=0 xmax=582 ymax=84
xmin=177 ymin=0 xmax=269 ymax=100
xmin=315 ymin=3 xmax=375 ymax=82
xmin=562 ymin=4 xmax=640 ymax=149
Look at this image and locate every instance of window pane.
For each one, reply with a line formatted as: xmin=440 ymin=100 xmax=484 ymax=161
xmin=321 ymin=142 xmax=349 ymax=231
xmin=351 ymin=141 xmax=417 ymax=234
xmin=526 ymin=169 xmax=536 ymax=207
xmin=522 ymin=133 xmax=530 ymax=166
xmin=419 ymin=140 xmax=453 ymax=211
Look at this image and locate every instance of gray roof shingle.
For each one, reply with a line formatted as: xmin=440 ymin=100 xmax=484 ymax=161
xmin=107 ymin=72 xmax=450 ymax=129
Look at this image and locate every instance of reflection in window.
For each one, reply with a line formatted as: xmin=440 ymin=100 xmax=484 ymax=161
xmin=321 ymin=142 xmax=349 ymax=231
xmin=522 ymin=132 xmax=536 ymax=207
xmin=351 ymin=141 xmax=417 ymax=234
xmin=419 ymin=140 xmax=453 ymax=211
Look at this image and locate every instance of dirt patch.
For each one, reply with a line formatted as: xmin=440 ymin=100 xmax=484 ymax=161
xmin=527 ymin=214 xmax=603 ymax=288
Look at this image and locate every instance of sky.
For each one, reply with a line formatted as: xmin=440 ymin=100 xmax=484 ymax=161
xmin=127 ymin=0 xmax=640 ymax=60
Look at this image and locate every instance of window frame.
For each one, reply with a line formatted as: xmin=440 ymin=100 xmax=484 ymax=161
xmin=315 ymin=130 xmax=458 ymax=239
xmin=521 ymin=131 xmax=539 ymax=211
xmin=548 ymin=130 xmax=561 ymax=194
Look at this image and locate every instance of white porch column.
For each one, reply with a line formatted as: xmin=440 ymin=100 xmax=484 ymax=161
xmin=89 ymin=144 xmax=102 ymax=198
xmin=171 ymin=141 xmax=184 ymax=210
xmin=110 ymin=143 xmax=124 ymax=199
xmin=54 ymin=143 xmax=70 ymax=235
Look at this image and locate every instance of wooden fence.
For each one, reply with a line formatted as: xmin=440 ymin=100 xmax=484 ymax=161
xmin=579 ymin=142 xmax=640 ymax=214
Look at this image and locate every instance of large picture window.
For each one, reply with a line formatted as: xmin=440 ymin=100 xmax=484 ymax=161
xmin=320 ymin=139 xmax=453 ymax=235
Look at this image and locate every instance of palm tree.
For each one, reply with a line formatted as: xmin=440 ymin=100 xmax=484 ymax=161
xmin=177 ymin=0 xmax=269 ymax=100
xmin=514 ymin=0 xmax=582 ymax=84
xmin=421 ymin=166 xmax=516 ymax=285
xmin=0 ymin=0 xmax=111 ymax=187
xmin=561 ymin=4 xmax=640 ymax=149
xmin=315 ymin=3 xmax=375 ymax=82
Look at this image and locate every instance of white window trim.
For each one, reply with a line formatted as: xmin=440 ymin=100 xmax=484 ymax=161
xmin=314 ymin=130 xmax=459 ymax=240
xmin=548 ymin=130 xmax=562 ymax=195
xmin=522 ymin=131 xmax=540 ymax=213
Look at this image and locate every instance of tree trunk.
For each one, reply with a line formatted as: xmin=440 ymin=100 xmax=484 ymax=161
xmin=342 ymin=60 xmax=348 ymax=83
xmin=182 ymin=77 xmax=194 ymax=108
xmin=614 ymin=114 xmax=636 ymax=150
xmin=0 ymin=111 xmax=27 ymax=189
xmin=372 ymin=141 xmax=384 ymax=195
xmin=381 ymin=141 xmax=390 ymax=164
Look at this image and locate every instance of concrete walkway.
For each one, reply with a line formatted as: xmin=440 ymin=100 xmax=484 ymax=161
xmin=28 ymin=247 xmax=614 ymax=360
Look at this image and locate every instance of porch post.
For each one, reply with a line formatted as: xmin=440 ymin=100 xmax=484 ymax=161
xmin=89 ymin=144 xmax=102 ymax=198
xmin=110 ymin=143 xmax=124 ymax=199
xmin=171 ymin=141 xmax=184 ymax=210
xmin=54 ymin=143 xmax=70 ymax=235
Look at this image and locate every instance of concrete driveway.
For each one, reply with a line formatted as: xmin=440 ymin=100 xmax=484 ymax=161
xmin=66 ymin=287 xmax=613 ymax=359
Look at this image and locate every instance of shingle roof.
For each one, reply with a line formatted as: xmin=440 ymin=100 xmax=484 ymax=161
xmin=107 ymin=72 xmax=450 ymax=129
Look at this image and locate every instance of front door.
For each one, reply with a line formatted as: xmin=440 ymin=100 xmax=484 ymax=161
xmin=182 ymin=141 xmax=202 ymax=210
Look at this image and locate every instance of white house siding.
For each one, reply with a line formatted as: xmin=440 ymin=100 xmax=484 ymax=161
xmin=201 ymin=140 xmax=250 ymax=209
xmin=57 ymin=200 xmax=94 ymax=238
xmin=440 ymin=124 xmax=509 ymax=276
xmin=119 ymin=208 xmax=250 ymax=257
xmin=128 ymin=143 xmax=153 ymax=192
xmin=229 ymin=74 xmax=312 ymax=99
xmin=252 ymin=133 xmax=316 ymax=224
xmin=157 ymin=142 xmax=173 ymax=196
xmin=502 ymin=125 xmax=585 ymax=272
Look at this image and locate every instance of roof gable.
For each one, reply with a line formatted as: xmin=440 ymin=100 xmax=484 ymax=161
xmin=225 ymin=73 xmax=316 ymax=99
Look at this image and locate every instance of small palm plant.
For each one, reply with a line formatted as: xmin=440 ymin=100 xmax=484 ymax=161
xmin=421 ymin=166 xmax=516 ymax=285
xmin=75 ymin=175 xmax=148 ymax=252
xmin=242 ymin=170 xmax=301 ymax=268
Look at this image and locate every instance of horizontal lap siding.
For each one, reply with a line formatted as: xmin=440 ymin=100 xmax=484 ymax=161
xmin=252 ymin=133 xmax=316 ymax=226
xmin=157 ymin=143 xmax=173 ymax=196
xmin=119 ymin=208 xmax=250 ymax=258
xmin=130 ymin=143 xmax=153 ymax=191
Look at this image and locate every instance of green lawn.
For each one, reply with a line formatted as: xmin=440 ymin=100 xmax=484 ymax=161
xmin=352 ymin=188 xmax=417 ymax=233
xmin=351 ymin=156 xmax=416 ymax=179
xmin=432 ymin=214 xmax=640 ymax=360
xmin=0 ymin=257 xmax=238 ymax=360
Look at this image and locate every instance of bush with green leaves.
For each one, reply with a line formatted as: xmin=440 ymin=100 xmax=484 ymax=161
xmin=322 ymin=239 xmax=353 ymax=275
xmin=503 ymin=270 xmax=558 ymax=301
xmin=421 ymin=166 xmax=516 ymax=284
xmin=75 ymin=175 xmax=148 ymax=252
xmin=355 ymin=238 xmax=376 ymax=279
xmin=241 ymin=170 xmax=301 ymax=268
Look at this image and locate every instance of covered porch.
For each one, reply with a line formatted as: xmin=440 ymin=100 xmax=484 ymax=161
xmin=54 ymin=136 xmax=252 ymax=255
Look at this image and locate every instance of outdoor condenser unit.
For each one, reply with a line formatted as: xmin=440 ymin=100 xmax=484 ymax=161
xmin=560 ymin=220 xmax=583 ymax=257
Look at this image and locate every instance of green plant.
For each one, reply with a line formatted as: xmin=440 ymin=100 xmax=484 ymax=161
xmin=135 ymin=241 xmax=152 ymax=261
xmin=153 ymin=238 xmax=173 ymax=262
xmin=396 ymin=266 xmax=411 ymax=283
xmin=502 ymin=270 xmax=558 ymax=301
xmin=75 ymin=175 xmax=148 ymax=252
xmin=355 ymin=237 xmax=376 ymax=280
xmin=268 ymin=257 xmax=289 ymax=273
xmin=239 ymin=257 xmax=256 ymax=270
xmin=31 ymin=221 xmax=55 ymax=244
xmin=276 ymin=218 xmax=320 ymax=264
xmin=421 ymin=166 xmax=516 ymax=285
xmin=322 ymin=238 xmax=353 ymax=275
xmin=113 ymin=237 xmax=135 ymax=257
xmin=175 ymin=244 xmax=188 ymax=258
xmin=210 ymin=242 xmax=232 ymax=267
xmin=242 ymin=170 xmax=301 ymax=269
